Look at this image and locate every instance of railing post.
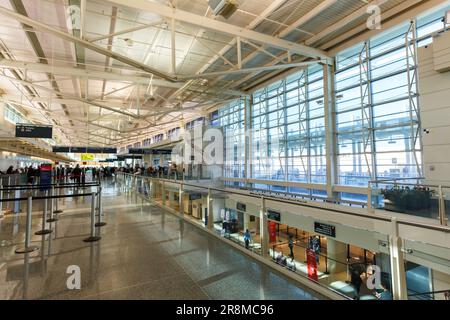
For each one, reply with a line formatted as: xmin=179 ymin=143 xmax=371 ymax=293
xmin=162 ymin=181 xmax=166 ymax=206
xmin=47 ymin=186 xmax=58 ymax=222
xmin=95 ymin=186 xmax=106 ymax=227
xmin=0 ymin=181 xmax=3 ymax=217
xmin=367 ymin=182 xmax=374 ymax=212
xmin=15 ymin=197 xmax=39 ymax=254
xmin=35 ymin=190 xmax=52 ymax=235
xmin=54 ymin=181 xmax=63 ymax=214
xmin=6 ymin=177 xmax=11 ymax=212
xmin=207 ymin=188 xmax=214 ymax=230
xmin=84 ymin=192 xmax=101 ymax=242
xmin=438 ymin=186 xmax=447 ymax=226
xmin=179 ymin=183 xmax=184 ymax=215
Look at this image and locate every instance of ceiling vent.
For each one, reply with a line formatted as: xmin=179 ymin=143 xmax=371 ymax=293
xmin=208 ymin=0 xmax=238 ymax=19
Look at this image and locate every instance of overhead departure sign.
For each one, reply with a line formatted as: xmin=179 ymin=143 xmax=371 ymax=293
xmin=314 ymin=222 xmax=336 ymax=238
xmin=117 ymin=155 xmax=142 ymax=160
xmin=53 ymin=146 xmax=70 ymax=153
xmin=267 ymin=210 xmax=281 ymax=222
xmin=128 ymin=148 xmax=172 ymax=155
xmin=52 ymin=146 xmax=118 ymax=154
xmin=236 ymin=202 xmax=246 ymax=212
xmin=81 ymin=154 xmax=94 ymax=161
xmin=70 ymin=147 xmax=87 ymax=153
xmin=16 ymin=123 xmax=52 ymax=139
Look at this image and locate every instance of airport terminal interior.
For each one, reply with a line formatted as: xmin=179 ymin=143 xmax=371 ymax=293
xmin=0 ymin=0 xmax=449 ymax=301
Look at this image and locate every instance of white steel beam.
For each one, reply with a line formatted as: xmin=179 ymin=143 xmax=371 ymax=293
xmin=80 ymin=0 xmax=86 ymax=39
xmin=0 ymin=59 xmax=181 ymax=88
xmin=178 ymin=61 xmax=322 ymax=80
xmin=171 ymin=18 xmax=176 ymax=74
xmin=89 ymin=19 xmax=165 ymax=42
xmin=237 ymin=37 xmax=242 ymax=70
xmin=241 ymin=39 xmax=278 ymax=59
xmin=196 ymin=0 xmax=286 ymax=76
xmin=0 ymin=74 xmax=140 ymax=119
xmin=103 ymin=0 xmax=329 ymax=59
xmin=0 ymin=5 xmax=176 ymax=80
xmin=0 ymin=59 xmax=244 ymax=97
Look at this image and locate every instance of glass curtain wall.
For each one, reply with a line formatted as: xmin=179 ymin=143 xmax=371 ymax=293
xmin=251 ymin=65 xmax=326 ymax=189
xmin=212 ymin=99 xmax=246 ymax=178
xmin=212 ymin=5 xmax=450 ymax=197
xmin=335 ymin=22 xmax=422 ymax=187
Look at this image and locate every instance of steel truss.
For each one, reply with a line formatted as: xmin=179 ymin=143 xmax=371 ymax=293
xmin=405 ymin=20 xmax=423 ymax=178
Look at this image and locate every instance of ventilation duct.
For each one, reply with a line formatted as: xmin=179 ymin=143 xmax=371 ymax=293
xmin=208 ymin=0 xmax=238 ymax=19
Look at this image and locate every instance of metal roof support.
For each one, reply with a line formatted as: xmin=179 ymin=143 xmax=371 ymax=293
xmin=0 ymin=74 xmax=141 ymax=119
xmin=89 ymin=19 xmax=164 ymax=42
xmin=0 ymin=5 xmax=177 ymax=80
xmin=103 ymin=0 xmax=329 ymax=59
xmin=178 ymin=61 xmax=323 ymax=80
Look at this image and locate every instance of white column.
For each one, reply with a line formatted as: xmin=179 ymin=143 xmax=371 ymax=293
xmin=327 ymin=238 xmax=347 ymax=274
xmin=323 ymin=63 xmax=338 ymax=200
xmin=243 ymin=212 xmax=250 ymax=231
xmin=389 ymin=218 xmax=408 ymax=300
xmin=259 ymin=197 xmax=269 ymax=257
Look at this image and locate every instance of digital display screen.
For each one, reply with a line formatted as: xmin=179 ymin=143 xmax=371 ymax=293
xmin=267 ymin=210 xmax=281 ymax=222
xmin=236 ymin=202 xmax=246 ymax=212
xmin=16 ymin=124 xmax=52 ymax=139
xmin=314 ymin=222 xmax=336 ymax=238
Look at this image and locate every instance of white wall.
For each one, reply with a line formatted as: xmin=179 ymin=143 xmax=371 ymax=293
xmin=418 ymin=31 xmax=450 ymax=186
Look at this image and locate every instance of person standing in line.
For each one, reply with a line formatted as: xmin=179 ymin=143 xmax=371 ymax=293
xmin=27 ymin=166 xmax=34 ymax=185
xmin=81 ymin=167 xmax=86 ymax=187
xmin=72 ymin=164 xmax=82 ymax=186
xmin=243 ymin=229 xmax=251 ymax=249
xmin=6 ymin=166 xmax=14 ymax=174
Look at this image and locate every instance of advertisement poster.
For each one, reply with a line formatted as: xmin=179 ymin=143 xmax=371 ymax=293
xmin=307 ymin=249 xmax=319 ymax=281
xmin=268 ymin=221 xmax=277 ymax=243
xmin=39 ymin=164 xmax=52 ymax=191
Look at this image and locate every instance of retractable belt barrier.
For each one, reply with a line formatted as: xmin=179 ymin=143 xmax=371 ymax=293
xmin=0 ymin=187 xmax=105 ymax=254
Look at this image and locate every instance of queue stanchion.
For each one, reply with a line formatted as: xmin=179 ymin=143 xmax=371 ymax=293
xmin=5 ymin=177 xmax=11 ymax=213
xmin=95 ymin=186 xmax=106 ymax=227
xmin=83 ymin=192 xmax=101 ymax=242
xmin=15 ymin=197 xmax=39 ymax=254
xmin=54 ymin=182 xmax=63 ymax=214
xmin=47 ymin=186 xmax=58 ymax=223
xmin=35 ymin=190 xmax=52 ymax=235
xmin=0 ymin=181 xmax=4 ymax=218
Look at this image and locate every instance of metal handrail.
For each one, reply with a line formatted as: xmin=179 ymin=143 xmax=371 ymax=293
xmin=117 ymin=172 xmax=450 ymax=233
xmin=408 ymin=289 xmax=450 ymax=297
xmin=369 ymin=177 xmax=426 ymax=184
xmin=0 ymin=182 xmax=100 ymax=191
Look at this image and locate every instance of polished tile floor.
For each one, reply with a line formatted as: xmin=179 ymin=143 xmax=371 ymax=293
xmin=0 ymin=181 xmax=323 ymax=300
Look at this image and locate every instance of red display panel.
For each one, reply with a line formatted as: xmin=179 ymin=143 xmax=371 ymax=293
xmin=268 ymin=221 xmax=277 ymax=243
xmin=306 ymin=249 xmax=318 ymax=281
